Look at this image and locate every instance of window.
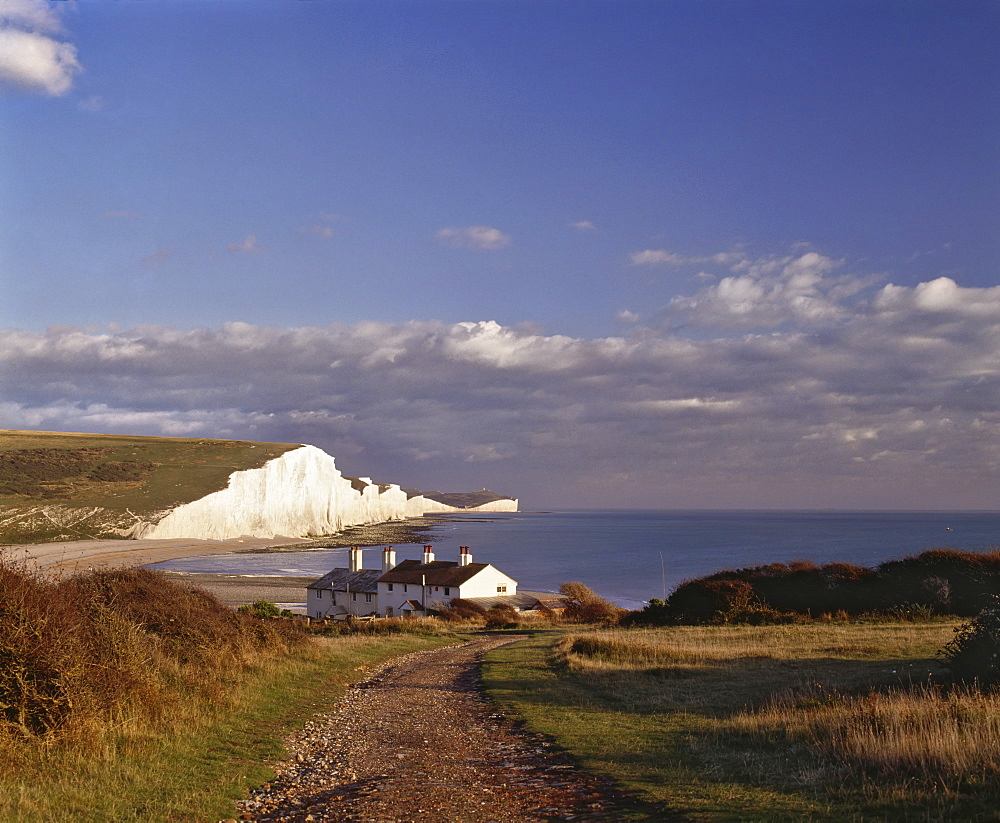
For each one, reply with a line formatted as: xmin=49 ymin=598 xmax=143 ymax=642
xmin=386 ymin=607 xmax=394 ymax=617
xmin=403 ymin=584 xmax=408 ymax=593
xmin=365 ymin=593 xmax=373 ymax=603
xmin=444 ymin=587 xmax=450 ymax=596
xmin=388 ymin=583 xmax=394 ymax=592
xmin=352 ymin=592 xmax=357 ymax=601
xmin=497 ymin=585 xmax=507 ymax=593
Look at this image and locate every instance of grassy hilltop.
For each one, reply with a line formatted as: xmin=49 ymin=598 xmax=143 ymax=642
xmin=0 ymin=430 xmax=300 ymax=543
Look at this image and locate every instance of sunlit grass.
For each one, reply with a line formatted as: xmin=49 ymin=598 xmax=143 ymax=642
xmin=483 ymin=621 xmax=994 ymax=821
xmin=1 ymin=633 xmax=458 ymax=822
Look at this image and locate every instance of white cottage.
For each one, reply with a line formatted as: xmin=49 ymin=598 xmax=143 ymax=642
xmin=376 ymin=545 xmax=518 ymax=618
xmin=306 ymin=544 xmax=520 ymax=619
xmin=306 ymin=547 xmax=381 ymax=619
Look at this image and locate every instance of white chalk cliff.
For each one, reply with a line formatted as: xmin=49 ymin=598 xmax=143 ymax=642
xmin=138 ymin=444 xmax=517 ymax=540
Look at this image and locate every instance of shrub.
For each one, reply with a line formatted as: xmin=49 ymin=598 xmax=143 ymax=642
xmin=558 ymin=582 xmax=624 ymax=625
xmin=666 ymin=578 xmax=756 ymax=623
xmin=484 ymin=603 xmax=520 ymax=629
xmin=438 ymin=598 xmax=488 ymax=623
xmin=621 ymin=597 xmax=672 ymax=627
xmin=238 ymin=600 xmax=281 ymax=619
xmin=940 ymin=595 xmax=1000 ymax=688
xmin=0 ymin=563 xmax=305 ymax=740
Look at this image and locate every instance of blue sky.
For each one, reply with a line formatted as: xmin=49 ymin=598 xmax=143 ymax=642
xmin=1 ymin=0 xmax=998 ymax=509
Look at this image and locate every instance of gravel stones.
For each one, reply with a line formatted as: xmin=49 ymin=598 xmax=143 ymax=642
xmin=236 ymin=636 xmax=621 ymax=822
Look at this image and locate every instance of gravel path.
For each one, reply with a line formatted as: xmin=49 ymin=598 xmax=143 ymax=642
xmin=235 ymin=636 xmax=623 ymax=822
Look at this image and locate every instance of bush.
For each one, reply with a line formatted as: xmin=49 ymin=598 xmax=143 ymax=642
xmin=0 ymin=563 xmax=304 ymax=740
xmin=940 ymin=595 xmax=1000 ymax=688
xmin=621 ymin=597 xmax=672 ymax=627
xmin=666 ymin=578 xmax=756 ymax=623
xmin=558 ymin=582 xmax=624 ymax=625
xmin=238 ymin=600 xmax=281 ymax=619
xmin=437 ymin=598 xmax=488 ymax=623
xmin=484 ymin=603 xmax=520 ymax=629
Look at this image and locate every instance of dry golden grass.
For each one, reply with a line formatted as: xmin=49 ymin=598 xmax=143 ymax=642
xmin=724 ymin=684 xmax=1000 ymax=791
xmin=518 ymin=621 xmax=998 ymax=819
xmin=559 ymin=622 xmax=950 ymax=671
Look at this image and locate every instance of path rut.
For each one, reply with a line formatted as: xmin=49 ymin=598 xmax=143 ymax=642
xmin=236 ymin=636 xmax=623 ymax=822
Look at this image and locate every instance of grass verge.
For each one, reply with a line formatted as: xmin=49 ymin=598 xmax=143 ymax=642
xmin=2 ymin=632 xmax=457 ymax=822
xmin=482 ymin=621 xmax=996 ymax=822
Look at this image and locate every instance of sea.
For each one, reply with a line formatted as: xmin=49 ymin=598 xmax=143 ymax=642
xmin=149 ymin=509 xmax=1000 ymax=610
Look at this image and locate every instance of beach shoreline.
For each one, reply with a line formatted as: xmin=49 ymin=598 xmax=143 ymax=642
xmin=0 ymin=516 xmax=448 ymax=609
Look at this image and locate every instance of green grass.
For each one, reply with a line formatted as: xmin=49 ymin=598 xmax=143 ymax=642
xmin=3 ymin=633 xmax=458 ymax=822
xmin=482 ymin=622 xmax=992 ymax=822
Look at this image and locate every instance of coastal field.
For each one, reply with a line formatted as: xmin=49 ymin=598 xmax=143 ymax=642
xmin=482 ymin=621 xmax=997 ymax=822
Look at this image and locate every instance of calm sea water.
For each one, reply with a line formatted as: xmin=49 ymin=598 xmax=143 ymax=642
xmin=149 ymin=510 xmax=1000 ymax=609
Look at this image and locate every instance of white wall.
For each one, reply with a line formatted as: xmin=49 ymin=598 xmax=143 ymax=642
xmin=377 ymin=565 xmax=518 ymax=614
xmin=308 ymin=586 xmax=378 ymax=619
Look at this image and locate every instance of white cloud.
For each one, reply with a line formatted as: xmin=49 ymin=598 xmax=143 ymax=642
xmin=630 ymin=249 xmax=687 ymax=266
xmin=875 ymin=277 xmax=1000 ymax=319
xmin=663 ymin=251 xmax=873 ymax=330
xmin=616 ymin=309 xmax=640 ymax=324
xmin=227 ymin=234 xmax=263 ymax=254
xmin=436 ymin=225 xmax=511 ymax=250
xmin=0 ymin=0 xmax=80 ymax=96
xmin=629 ymin=248 xmax=743 ymax=267
xmin=2 ymin=271 xmax=997 ymax=509
xmin=571 ymin=220 xmax=597 ymax=232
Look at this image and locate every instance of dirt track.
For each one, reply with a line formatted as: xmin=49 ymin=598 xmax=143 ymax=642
xmin=236 ymin=636 xmax=622 ymax=822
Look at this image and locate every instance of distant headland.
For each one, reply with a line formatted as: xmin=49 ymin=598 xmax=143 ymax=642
xmin=0 ymin=430 xmax=517 ymax=545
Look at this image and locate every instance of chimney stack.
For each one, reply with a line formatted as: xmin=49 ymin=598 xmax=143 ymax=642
xmin=459 ymin=546 xmax=472 ymax=566
xmin=422 ymin=544 xmax=435 ymax=564
xmin=382 ymin=546 xmax=397 ymax=573
xmin=349 ymin=546 xmax=363 ymax=572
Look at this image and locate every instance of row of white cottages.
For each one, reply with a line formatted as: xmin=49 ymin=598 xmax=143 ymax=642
xmin=306 ymin=545 xmax=563 ymax=619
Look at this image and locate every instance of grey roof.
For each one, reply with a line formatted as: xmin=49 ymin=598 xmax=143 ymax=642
xmin=455 ymin=590 xmax=568 ymax=612
xmin=378 ymin=559 xmax=502 ymax=587
xmin=307 ymin=568 xmax=381 ymax=594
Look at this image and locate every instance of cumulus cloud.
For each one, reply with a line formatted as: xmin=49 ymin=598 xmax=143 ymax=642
xmin=571 ymin=220 xmax=597 ymax=232
xmin=616 ymin=309 xmax=640 ymax=324
xmin=227 ymin=234 xmax=263 ymax=254
xmin=436 ymin=225 xmax=511 ymax=250
xmin=0 ymin=0 xmax=81 ymax=95
xmin=2 ymin=273 xmax=998 ymax=508
xmin=662 ymin=250 xmax=879 ymax=331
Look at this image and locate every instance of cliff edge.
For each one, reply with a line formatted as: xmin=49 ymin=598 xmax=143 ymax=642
xmin=0 ymin=431 xmax=517 ymax=544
